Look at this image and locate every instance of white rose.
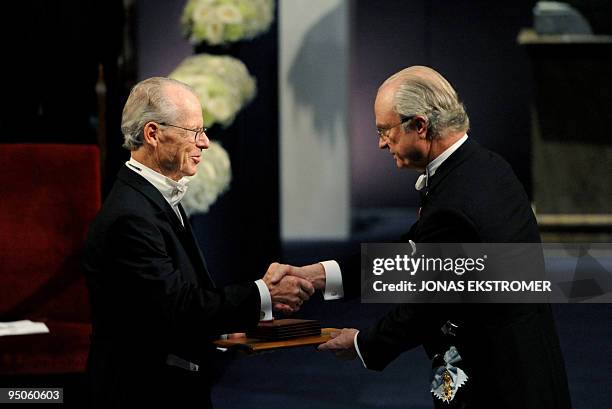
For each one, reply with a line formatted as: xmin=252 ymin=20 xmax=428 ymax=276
xmin=216 ymin=4 xmax=243 ymax=24
xmin=169 ymin=54 xmax=256 ymax=128
xmin=182 ymin=141 xmax=232 ymax=215
xmin=206 ymin=97 xmax=233 ymax=123
xmin=192 ymin=2 xmax=215 ymax=26
xmin=205 ymin=21 xmax=224 ymax=45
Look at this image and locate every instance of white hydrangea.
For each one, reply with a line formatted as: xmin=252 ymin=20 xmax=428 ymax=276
xmin=169 ymin=54 xmax=256 ymax=128
xmin=182 ymin=141 xmax=232 ymax=215
xmin=181 ymin=0 xmax=275 ymax=46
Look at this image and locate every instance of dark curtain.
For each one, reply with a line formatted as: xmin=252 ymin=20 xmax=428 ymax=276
xmin=0 ymin=1 xmax=124 ymax=149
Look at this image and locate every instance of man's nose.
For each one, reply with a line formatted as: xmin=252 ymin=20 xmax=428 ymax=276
xmin=378 ymin=137 xmax=388 ymax=150
xmin=196 ymin=131 xmax=210 ymax=149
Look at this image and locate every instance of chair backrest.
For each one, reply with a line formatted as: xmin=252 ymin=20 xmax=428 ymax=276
xmin=0 ymin=144 xmax=101 ymax=323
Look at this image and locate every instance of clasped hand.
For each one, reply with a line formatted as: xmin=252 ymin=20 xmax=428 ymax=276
xmin=263 ymin=262 xmax=357 ymax=360
xmin=262 ymin=262 xmax=327 ymax=314
xmin=263 ymin=263 xmax=314 ymax=314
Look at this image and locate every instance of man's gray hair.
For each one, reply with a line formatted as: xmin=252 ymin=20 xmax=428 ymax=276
xmin=121 ymin=77 xmax=196 ymax=150
xmin=386 ymin=66 xmax=469 ymax=139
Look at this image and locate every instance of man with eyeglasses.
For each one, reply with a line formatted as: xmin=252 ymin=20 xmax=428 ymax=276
xmin=84 ymin=77 xmax=315 ymax=408
xmin=305 ymin=66 xmax=571 ymax=408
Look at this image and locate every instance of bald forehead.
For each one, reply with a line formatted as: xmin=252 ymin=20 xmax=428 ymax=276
xmin=374 ymin=86 xmax=396 ymax=113
xmin=376 ymin=73 xmax=412 ymax=107
xmin=163 ymin=82 xmax=195 ymax=101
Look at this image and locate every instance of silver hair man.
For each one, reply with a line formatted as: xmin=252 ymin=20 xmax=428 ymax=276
xmin=121 ymin=77 xmax=196 ymax=150
xmin=385 ymin=66 xmax=470 ymax=139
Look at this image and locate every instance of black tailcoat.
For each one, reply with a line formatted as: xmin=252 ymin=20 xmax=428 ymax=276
xmin=84 ymin=166 xmax=261 ymax=408
xmin=355 ymin=139 xmax=571 ymax=409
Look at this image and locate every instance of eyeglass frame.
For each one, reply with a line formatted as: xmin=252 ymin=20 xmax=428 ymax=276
xmin=376 ymin=116 xmax=414 ymax=140
xmin=158 ymin=122 xmax=207 ymax=143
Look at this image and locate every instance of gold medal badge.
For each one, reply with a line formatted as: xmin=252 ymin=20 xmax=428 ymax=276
xmin=430 ymin=346 xmax=469 ymax=403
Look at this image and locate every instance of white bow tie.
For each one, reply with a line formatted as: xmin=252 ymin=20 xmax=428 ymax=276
xmin=415 ymin=173 xmax=428 ymax=191
xmin=169 ymin=181 xmax=189 ymax=207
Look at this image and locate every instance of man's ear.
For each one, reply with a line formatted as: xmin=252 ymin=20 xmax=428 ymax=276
xmin=143 ymin=121 xmax=161 ymax=148
xmin=412 ymin=116 xmax=429 ymax=139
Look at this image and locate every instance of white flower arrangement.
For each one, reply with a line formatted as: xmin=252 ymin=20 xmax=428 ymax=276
xmin=181 ymin=0 xmax=275 ymax=46
xmin=182 ymin=140 xmax=232 ymax=215
xmin=169 ymin=54 xmax=256 ymax=128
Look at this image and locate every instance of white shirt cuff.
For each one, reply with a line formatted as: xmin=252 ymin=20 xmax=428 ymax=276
xmin=353 ymin=330 xmax=368 ymax=369
xmin=254 ymin=279 xmax=273 ymax=321
xmin=320 ymin=260 xmax=344 ymax=300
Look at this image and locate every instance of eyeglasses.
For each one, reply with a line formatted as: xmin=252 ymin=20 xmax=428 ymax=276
xmin=376 ymin=116 xmax=414 ymax=140
xmin=158 ymin=122 xmax=207 ymax=143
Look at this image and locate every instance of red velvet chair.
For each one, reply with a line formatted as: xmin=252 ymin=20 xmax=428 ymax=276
xmin=0 ymin=144 xmax=100 ymax=375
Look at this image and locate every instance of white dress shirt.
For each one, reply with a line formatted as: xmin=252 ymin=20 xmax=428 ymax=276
xmin=320 ymin=260 xmax=344 ymax=300
xmin=415 ymin=133 xmax=468 ymax=191
xmin=126 ymin=158 xmax=189 ymax=225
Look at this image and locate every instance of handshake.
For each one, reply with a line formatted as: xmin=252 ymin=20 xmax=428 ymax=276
xmin=261 ymin=261 xmax=358 ymax=358
xmin=262 ymin=262 xmax=326 ymax=314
